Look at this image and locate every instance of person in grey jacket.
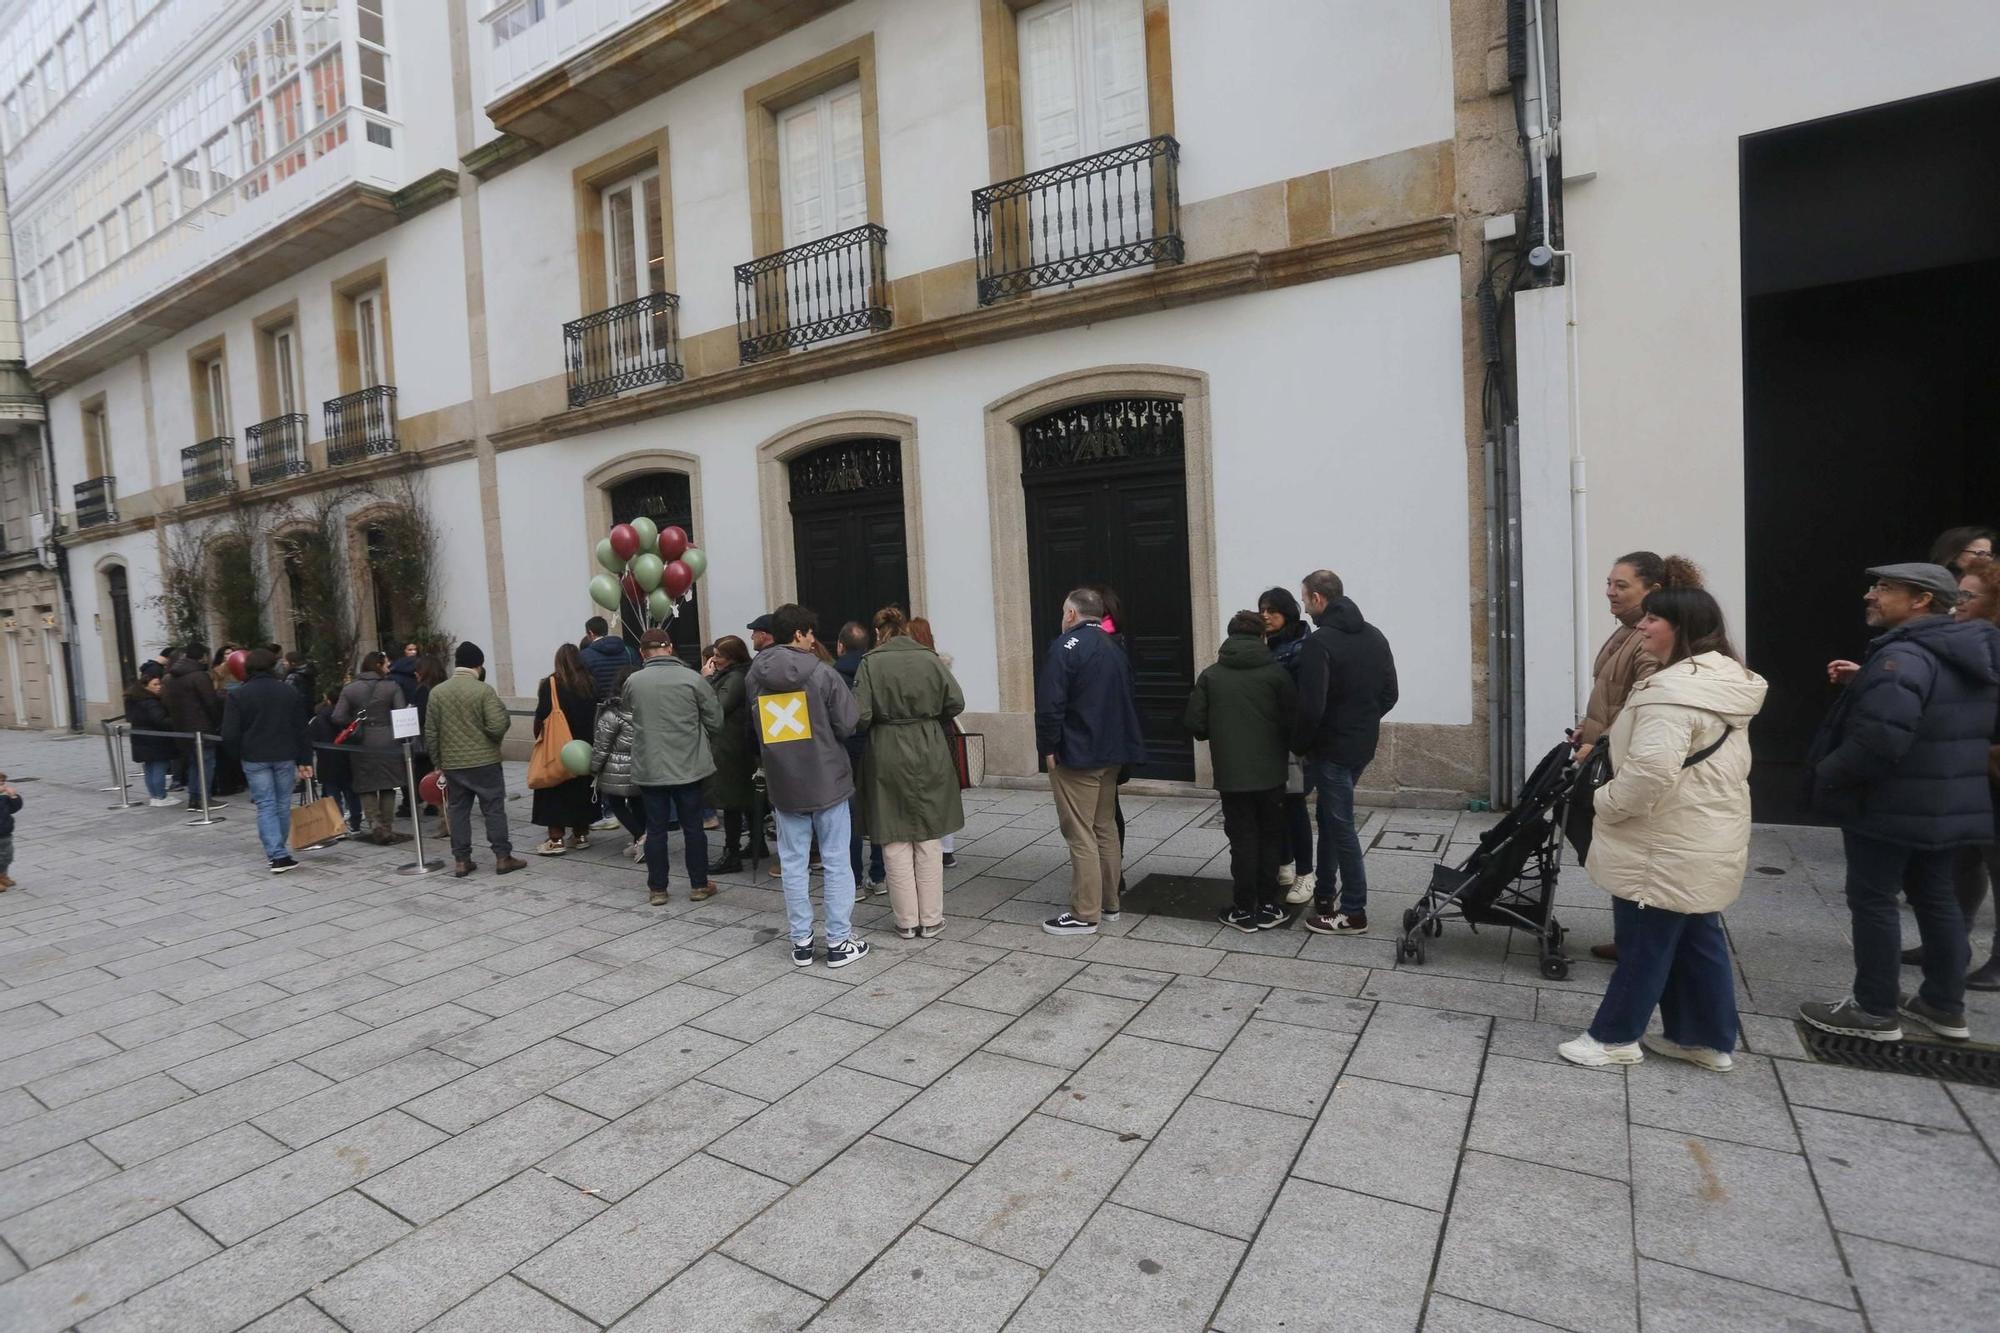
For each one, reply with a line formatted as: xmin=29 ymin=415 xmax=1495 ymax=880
xmin=591 ymin=662 xmax=644 ymax=861
xmin=623 ymin=628 xmax=721 ymax=905
xmin=746 ymin=603 xmax=868 ymax=968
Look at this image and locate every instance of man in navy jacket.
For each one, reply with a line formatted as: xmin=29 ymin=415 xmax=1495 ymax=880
xmin=1802 ymin=562 xmax=2000 ymax=1044
xmin=221 ymin=649 xmax=315 ymax=873
xmin=1036 ymin=587 xmax=1147 ymax=936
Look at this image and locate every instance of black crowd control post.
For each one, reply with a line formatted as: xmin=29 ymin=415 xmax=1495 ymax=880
xmin=396 ymin=739 xmax=444 ymax=877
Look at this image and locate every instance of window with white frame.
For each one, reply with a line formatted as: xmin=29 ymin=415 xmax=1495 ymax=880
xmin=266 ymin=323 xmax=304 ymax=417
xmin=601 ymin=168 xmax=665 ymax=307
xmin=199 ymin=354 xmax=230 ymax=438
xmin=1017 ymin=0 xmax=1149 ymax=171
xmin=353 ymin=287 xmax=385 ymax=388
xmin=777 ymin=81 xmax=866 ymax=248
xmin=81 ymin=403 xmax=110 ymax=478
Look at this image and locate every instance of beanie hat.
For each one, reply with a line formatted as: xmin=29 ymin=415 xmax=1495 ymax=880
xmin=454 ymin=641 xmax=485 ymax=668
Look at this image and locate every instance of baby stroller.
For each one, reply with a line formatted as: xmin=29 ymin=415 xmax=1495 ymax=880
xmin=1396 ymin=740 xmax=1576 ymax=979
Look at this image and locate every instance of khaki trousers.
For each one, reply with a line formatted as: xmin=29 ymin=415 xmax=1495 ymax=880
xmin=883 ymin=839 xmax=945 ymax=930
xmin=1050 ymin=764 xmax=1121 ymax=922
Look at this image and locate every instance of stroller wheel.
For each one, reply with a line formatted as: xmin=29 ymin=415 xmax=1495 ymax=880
xmin=1402 ymin=908 xmax=1420 ymax=932
xmin=1540 ymin=956 xmax=1570 ymax=981
xmin=1423 ymin=916 xmax=1444 ymax=938
xmin=1399 ymin=934 xmax=1425 ymax=965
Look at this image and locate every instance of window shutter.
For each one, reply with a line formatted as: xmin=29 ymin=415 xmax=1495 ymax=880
xmin=1019 ymin=1 xmax=1083 ymax=170
xmin=779 ymin=99 xmax=826 ymax=246
xmin=1087 ymin=0 xmax=1149 ymax=149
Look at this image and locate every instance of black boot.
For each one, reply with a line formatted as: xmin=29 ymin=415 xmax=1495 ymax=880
xmin=709 ymin=850 xmax=745 ymax=875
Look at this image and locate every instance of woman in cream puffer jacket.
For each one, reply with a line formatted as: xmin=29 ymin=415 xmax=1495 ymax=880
xmin=1560 ymin=587 xmax=1767 ymax=1073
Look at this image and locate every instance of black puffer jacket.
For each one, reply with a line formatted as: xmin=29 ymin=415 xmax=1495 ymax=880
xmin=1808 ymin=614 xmax=2000 ymax=848
xmin=1292 ymin=597 xmax=1399 ymax=771
xmin=124 ymin=692 xmax=177 ymax=763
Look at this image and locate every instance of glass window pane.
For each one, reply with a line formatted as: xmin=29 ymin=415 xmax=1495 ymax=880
xmin=642 ymin=174 xmax=665 ymax=294
xmin=358 ymin=46 xmax=386 ymax=113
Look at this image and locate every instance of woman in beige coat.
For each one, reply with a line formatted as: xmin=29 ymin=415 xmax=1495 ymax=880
xmin=1559 ymin=587 xmax=1767 ymax=1072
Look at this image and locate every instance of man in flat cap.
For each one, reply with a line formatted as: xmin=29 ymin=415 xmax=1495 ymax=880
xmin=1802 ymin=562 xmax=2000 ymax=1044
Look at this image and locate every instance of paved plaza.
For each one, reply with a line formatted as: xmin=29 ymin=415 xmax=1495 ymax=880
xmin=0 ymin=730 xmax=1996 ymax=1331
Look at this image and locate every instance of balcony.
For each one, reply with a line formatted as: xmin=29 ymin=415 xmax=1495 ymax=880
xmin=247 ymin=415 xmax=313 ymax=487
xmin=974 ymin=136 xmax=1184 ymax=306
xmin=181 ymin=437 xmax=239 ymax=503
xmin=565 ymin=293 xmax=684 ymax=408
xmin=735 ymin=225 xmax=891 ymax=364
xmin=325 ymin=386 xmax=401 ymax=467
xmin=73 ymin=477 xmax=118 ymax=529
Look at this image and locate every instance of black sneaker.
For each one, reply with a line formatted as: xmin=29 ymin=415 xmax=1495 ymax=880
xmin=268 ymin=856 xmax=299 ymax=874
xmin=941 ymin=852 xmax=958 ymax=869
xmin=1217 ymin=907 xmax=1259 ymax=934
xmin=1899 ymin=945 xmax=1924 ymax=966
xmin=825 ymin=938 xmax=870 ymax=969
xmin=1799 ymin=996 xmax=1902 ymax=1042
xmin=1897 ymin=993 xmax=1971 ymax=1042
xmin=1042 ymin=913 xmax=1098 ymax=937
xmin=1254 ymin=904 xmax=1289 ymax=930
xmin=1968 ymin=958 xmax=2000 ymax=993
xmin=791 ymin=940 xmax=816 ymax=967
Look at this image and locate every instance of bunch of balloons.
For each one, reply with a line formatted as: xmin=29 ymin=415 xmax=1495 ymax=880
xmin=588 ymin=517 xmax=709 ymax=633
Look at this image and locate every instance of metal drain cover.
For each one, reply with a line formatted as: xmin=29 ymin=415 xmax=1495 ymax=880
xmin=1797 ymin=1022 xmax=2000 ymax=1088
xmin=1371 ymin=829 xmax=1444 ymax=854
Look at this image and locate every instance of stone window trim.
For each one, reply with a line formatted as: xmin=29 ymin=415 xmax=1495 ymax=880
xmin=91 ymin=553 xmax=130 ymax=701
xmin=742 ymin=33 xmax=884 ymax=263
xmin=331 ymin=259 xmax=396 ymax=397
xmin=571 ymin=128 xmax=677 ymax=320
xmin=980 ymin=363 xmax=1216 ymax=785
xmin=251 ymin=298 xmax=306 ymax=426
xmin=752 ymin=410 xmax=926 ymax=618
xmin=186 ymin=334 xmax=232 ymax=443
xmin=78 ymin=392 xmax=110 ymax=480
xmin=581 ymin=450 xmax=709 ymax=655
xmin=978 ymin=0 xmax=1175 ymax=186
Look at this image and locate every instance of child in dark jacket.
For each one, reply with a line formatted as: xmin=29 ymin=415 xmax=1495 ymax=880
xmin=0 ymin=772 xmax=22 ymax=890
xmin=1186 ymin=611 xmax=1299 ymax=932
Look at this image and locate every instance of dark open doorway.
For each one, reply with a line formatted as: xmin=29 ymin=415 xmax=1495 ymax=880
xmin=1741 ymin=79 xmax=2000 ymax=821
xmin=788 ymin=439 xmax=910 ymax=650
xmin=609 ymin=472 xmax=703 ymax=668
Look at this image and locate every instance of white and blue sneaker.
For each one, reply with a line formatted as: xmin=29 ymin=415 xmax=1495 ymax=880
xmin=791 ymin=939 xmax=816 ymax=967
xmin=826 ymin=938 xmax=870 ymax=969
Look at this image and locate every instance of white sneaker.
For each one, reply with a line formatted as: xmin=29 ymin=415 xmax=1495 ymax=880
xmin=1285 ymin=871 xmax=1316 ymax=907
xmin=1642 ymin=1034 xmax=1735 ymax=1072
xmin=591 ymin=817 xmax=621 ymax=831
xmin=148 ymin=796 xmax=179 ymax=808
xmin=1558 ymin=1034 xmax=1643 ymax=1067
xmin=1277 ymin=861 xmax=1296 ymax=887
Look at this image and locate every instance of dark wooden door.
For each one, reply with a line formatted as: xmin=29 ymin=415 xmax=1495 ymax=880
xmin=609 ymin=472 xmax=702 ymax=667
xmin=106 ymin=565 xmax=137 ymax=687
xmin=789 ymin=440 xmax=909 ymax=647
xmin=1022 ymin=398 xmax=1195 ymax=781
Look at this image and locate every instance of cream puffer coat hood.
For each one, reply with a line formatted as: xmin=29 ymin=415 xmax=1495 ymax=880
xmin=1587 ymin=652 xmax=1768 ymax=915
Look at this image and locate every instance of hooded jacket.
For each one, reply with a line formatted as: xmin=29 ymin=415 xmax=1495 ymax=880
xmin=1034 ymin=621 xmax=1148 ymax=770
xmin=1808 ymin=614 xmax=2000 ymax=848
xmin=388 ymin=654 xmax=422 ymax=704
xmin=621 ymin=654 xmax=719 ymax=789
xmin=1185 ymin=634 xmax=1298 ymax=792
xmin=1588 ymin=653 xmax=1768 ymax=915
xmin=590 ymin=698 xmax=638 ymax=797
xmin=855 ymin=635 xmax=967 ymax=843
xmin=581 ymin=634 xmax=633 ymax=701
xmin=1292 ymin=597 xmax=1399 ymax=770
xmin=163 ymin=655 xmax=221 ymax=737
xmin=220 ymin=672 xmax=314 ymax=766
xmin=747 ymin=644 xmax=858 ymax=813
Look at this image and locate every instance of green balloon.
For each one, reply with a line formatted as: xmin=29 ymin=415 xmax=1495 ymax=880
xmin=560 ymin=739 xmax=594 ymax=776
xmin=631 ymin=516 xmax=659 ymax=555
xmin=647 ymin=589 xmax=673 ymax=623
xmin=588 ymin=574 xmax=620 ymax=610
xmin=630 ymin=552 xmax=664 ymax=593
xmin=681 ymin=546 xmax=707 ymax=580
xmin=594 ymin=538 xmax=622 ymax=574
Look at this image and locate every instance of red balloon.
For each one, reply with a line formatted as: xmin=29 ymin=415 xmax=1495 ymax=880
xmin=608 ymin=524 xmax=640 ymax=561
xmin=621 ymin=572 xmax=642 ymax=604
xmin=418 ymin=770 xmax=446 ymax=808
xmin=661 ymin=560 xmax=693 ymax=599
xmin=658 ymin=525 xmax=688 ymax=561
xmin=224 ymin=649 xmax=249 ymax=682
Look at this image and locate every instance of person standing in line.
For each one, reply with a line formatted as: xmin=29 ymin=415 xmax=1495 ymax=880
xmin=1293 ymin=569 xmax=1399 ymax=937
xmin=1188 ymin=610 xmax=1299 ymax=932
xmin=1802 ymin=563 xmax=2000 ymax=1042
xmin=625 ymin=627 xmax=722 ymax=905
xmin=703 ymin=636 xmax=763 ymax=874
xmin=1086 ymin=584 xmax=1136 ymax=899
xmin=125 ymin=672 xmax=180 ymax=807
xmin=1260 ymin=588 xmax=1316 ymax=906
xmin=748 ymin=604 xmax=869 ymax=966
xmin=747 ymin=614 xmax=777 ymax=654
xmin=531 ymin=643 xmax=599 ymax=855
xmin=581 ymin=615 xmax=637 ymax=833
xmin=1947 ymin=560 xmax=2000 ymax=990
xmin=907 ymin=616 xmax=961 ymax=868
xmin=1037 ymin=587 xmax=1148 ymax=937
xmin=590 ymin=662 xmax=647 ymax=861
xmin=282 ymin=650 xmax=317 ymax=707
xmin=220 ymin=649 xmax=315 ymax=874
xmin=832 ymin=620 xmax=885 ymax=896
xmin=308 ymin=684 xmax=363 ymax=834
xmin=1558 ymin=588 xmax=1767 ymax=1069
xmin=424 ymin=642 xmax=524 ymax=877
xmin=333 ymin=651 xmax=409 ymax=844
xmin=855 ymin=606 xmax=966 ymax=939
xmin=0 ymin=772 xmax=20 ymax=890
xmin=389 ymin=640 xmax=423 ymax=703
xmin=1929 ymin=525 xmax=1995 ymax=576
xmin=164 ymin=642 xmax=223 ymax=808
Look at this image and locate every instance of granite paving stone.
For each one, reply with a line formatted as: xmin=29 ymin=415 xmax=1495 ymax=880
xmin=922 ymin=1112 xmax=1144 ymax=1267
xmin=606 ymin=1253 xmax=820 ymax=1333
xmin=1772 ymin=1060 xmax=1968 ymax=1130
xmin=543 ymin=1024 xmax=744 ymax=1119
xmin=397 ymin=1036 xmax=609 ymax=1133
xmin=428 ymin=991 xmax=609 ymax=1066
xmin=1794 ymin=1105 xmax=2000 ymax=1267
xmin=700 ymin=1012 xmax=881 ymax=1100
xmin=1294 ymin=1074 xmax=1471 ymax=1211
xmin=167 ymin=1013 xmax=369 ymax=1092
xmin=1005 ymin=1201 xmax=1244 ymax=1333
xmin=1252 ymin=986 xmax=1377 ymax=1033
xmin=1208 ymin=952 xmax=1369 ymax=996
xmin=540 ymin=1077 xmax=764 ymax=1199
xmin=1212 ymin=1179 xmax=1441 ymax=1333
xmin=1415 ymin=1293 xmax=1567 ymax=1331
xmin=877 ymin=1050 xmax=1070 ymax=1162
xmin=251 ymin=1048 xmax=474 ymax=1147
xmin=1039 ymin=1033 xmax=1217 ymax=1137
xmin=1345 ymin=1000 xmax=1491 ymax=1096
xmin=1360 ymin=967 xmax=1539 ymax=1019
xmin=358 ymin=1093 xmax=605 ymax=1222
xmin=1841 ymin=1235 xmax=2000 ymax=1333
xmin=1196 ymin=1019 xmax=1351 ymax=1117
xmin=817 ymin=959 xmax=969 ymax=1027
xmin=1061 ymin=961 xmax=1176 ymax=1001
xmin=416 ymin=1276 xmax=597 ymax=1333
xmin=939 ymin=951 xmax=1085 ymax=1015
xmin=806 ymin=1225 xmax=1039 ymax=1333
xmin=1111 ymin=1093 xmax=1309 ymax=1239
xmin=182 ymin=1110 xmax=444 ymax=1244
xmin=88 ymin=1062 xmax=330 ymax=1166
xmin=708 ymin=1064 xmax=915 ymax=1183
xmin=0 ymin=1071 xmax=192 ymax=1171
xmin=840 ymin=1000 xmax=1015 ymax=1087
xmin=684 ymin=973 xmax=851 ymax=1043
xmin=981 ymin=986 xmax=1142 ymax=1068
xmin=1468 ymin=1052 xmax=1630 ymax=1181
xmin=1626 ymin=1051 xmax=1799 ymax=1152
xmin=237 ymin=1298 xmax=349 ymax=1332
xmin=293 ymin=1003 xmax=487 ymax=1081
xmin=0 ymin=1141 xmax=120 ymax=1221
xmin=0 ymin=1209 xmax=219 ymax=1333
xmin=1636 ymin=1257 xmax=1864 ymax=1332
xmin=1121 ymin=973 xmax=1268 ymax=1051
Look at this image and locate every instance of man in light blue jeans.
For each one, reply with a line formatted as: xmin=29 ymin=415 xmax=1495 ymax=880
xmin=220 ymin=649 xmax=315 ymax=874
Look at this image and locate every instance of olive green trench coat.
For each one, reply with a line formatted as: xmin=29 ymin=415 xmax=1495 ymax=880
xmin=854 ymin=636 xmax=967 ymax=843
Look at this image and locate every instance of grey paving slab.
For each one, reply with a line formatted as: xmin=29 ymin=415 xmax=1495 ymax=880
xmin=168 ymin=1013 xmax=369 ymax=1092
xmin=1122 ymin=973 xmax=1268 ymax=1051
xmin=1360 ymin=968 xmax=1538 ymax=1019
xmin=683 ymin=938 xmax=811 ymax=995
xmin=1213 ymin=1179 xmax=1442 ymax=1333
xmin=1626 ymin=1050 xmax=1798 ymax=1152
xmin=982 ymin=986 xmax=1142 ymax=1068
xmin=1006 ymin=1201 xmax=1244 ymax=1333
xmin=685 ymin=973 xmax=850 ymax=1043
xmin=1252 ymin=985 xmax=1377 ymax=1034
xmin=238 ymin=1298 xmax=348 ymax=1332
xmin=1795 ymin=1105 xmax=2000 ymax=1267
xmin=0 ymin=1071 xmax=192 ymax=1171
xmin=358 ymin=1093 xmax=603 ymax=1222
xmin=1208 ymin=952 xmax=1369 ymax=996
xmin=417 ymin=1276 xmax=596 ymax=1333
xmin=1843 ymin=1235 xmax=2000 ymax=1333
xmin=183 ymin=1110 xmax=443 ymax=1245
xmin=25 ymin=1023 xmax=242 ymax=1107
xmin=252 ymin=1049 xmax=474 ymax=1148
xmin=923 ymin=1113 xmax=1145 ymax=1267
xmin=1636 ymin=1258 xmax=1863 ymax=1333
xmin=701 ymin=1012 xmax=881 ymax=1100
xmin=721 ymin=1135 xmax=966 ymax=1298
xmin=1468 ymin=1052 xmax=1630 ymax=1181
xmin=218 ymin=977 xmax=396 ymax=1039
xmin=607 ymin=1253 xmax=820 ymax=1333
xmin=939 ymin=951 xmax=1086 ymax=1015
xmin=1772 ymin=1061 xmax=1967 ymax=1130
xmin=842 ymin=1000 xmax=1016 ymax=1087
xmin=1111 ymin=1093 xmax=1309 ymax=1239
xmin=540 ymin=1077 xmax=764 ymax=1199
xmin=517 ymin=1152 xmax=789 ymax=1325
xmin=1197 ymin=1018 xmax=1353 ymax=1119
xmin=314 ymin=1171 xmax=602 ymax=1333
xmin=429 ymin=991 xmax=609 ymax=1067
xmin=293 ymin=1003 xmax=487 ymax=1081
xmin=1419 ymin=1294 xmax=1567 ymax=1331
xmin=708 ymin=1064 xmax=914 ymax=1183
xmin=89 ymin=1062 xmax=330 ymax=1167
xmin=0 ymin=1031 xmax=120 ymax=1095
xmin=400 ymin=1036 xmax=610 ymax=1133
xmin=878 ymin=1050 xmax=1070 ymax=1163
xmin=817 ymin=959 xmax=972 ymax=1027
xmin=1039 ymin=1033 xmax=1217 ymax=1137
xmin=0 ymin=1140 xmax=118 ymax=1221
xmin=1295 ymin=1074 xmax=1471 ymax=1211
xmin=1435 ymin=1151 xmax=1638 ymax=1333
xmin=1952 ymin=1081 xmax=2000 ymax=1151
xmin=808 ymin=1225 xmax=1040 ymax=1333
xmin=0 ymin=1208 xmax=219 ymax=1333
xmin=1078 ymin=934 xmax=1225 ymax=977
xmin=543 ymin=1023 xmax=744 ymax=1119
xmin=1061 ymin=961 xmax=1175 ymax=1001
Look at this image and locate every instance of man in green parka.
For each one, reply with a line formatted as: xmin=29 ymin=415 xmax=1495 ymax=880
xmin=1186 ymin=610 xmax=1300 ymax=932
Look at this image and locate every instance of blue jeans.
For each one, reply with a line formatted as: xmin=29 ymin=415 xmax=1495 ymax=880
xmin=1588 ymin=896 xmax=1739 ymax=1051
xmin=1845 ymin=831 xmax=1966 ymax=1016
xmin=640 ymin=784 xmax=707 ymax=893
xmin=778 ymin=803 xmax=857 ymax=945
xmin=1306 ymin=759 xmax=1367 ymax=913
xmin=141 ymin=760 xmax=170 ymax=800
xmin=846 ymin=799 xmax=886 ymax=883
xmin=242 ymin=761 xmax=297 ymax=860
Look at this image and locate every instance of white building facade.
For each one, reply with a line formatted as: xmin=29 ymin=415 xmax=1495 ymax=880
xmin=13 ymin=0 xmax=1527 ymax=802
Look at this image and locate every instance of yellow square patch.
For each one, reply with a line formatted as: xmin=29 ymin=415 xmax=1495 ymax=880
xmin=759 ymin=691 xmax=812 ymax=744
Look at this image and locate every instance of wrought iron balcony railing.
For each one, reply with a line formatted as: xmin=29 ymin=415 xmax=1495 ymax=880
xmin=735 ymin=223 xmax=891 ymax=363
xmin=565 ymin=293 xmax=684 ymax=408
xmin=974 ymin=135 xmax=1183 ymax=306
xmin=325 ymin=385 xmax=401 ymax=466
xmin=181 ymin=436 xmax=238 ymax=503
xmin=73 ymin=475 xmax=117 ymax=529
xmin=247 ymin=413 xmax=312 ymax=487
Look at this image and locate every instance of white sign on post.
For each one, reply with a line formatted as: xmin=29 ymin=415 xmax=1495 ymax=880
xmin=391 ymin=707 xmax=421 ymax=740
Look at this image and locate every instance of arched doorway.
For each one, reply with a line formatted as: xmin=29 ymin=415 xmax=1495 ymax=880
xmin=1022 ymin=396 xmax=1195 ymax=780
xmin=787 ymin=438 xmax=910 ymax=647
xmin=103 ymin=564 xmax=137 ymax=688
xmin=608 ymin=471 xmax=702 ymax=666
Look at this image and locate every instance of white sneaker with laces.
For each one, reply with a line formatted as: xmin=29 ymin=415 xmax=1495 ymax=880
xmin=1641 ymin=1034 xmax=1734 ymax=1072
xmin=591 ymin=817 xmax=621 ymax=831
xmin=1558 ymin=1033 xmax=1644 ymax=1067
xmin=148 ymin=795 xmax=179 ymax=808
xmin=1285 ymin=870 xmax=1316 ymax=906
xmin=1277 ymin=861 xmax=1296 ymax=887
